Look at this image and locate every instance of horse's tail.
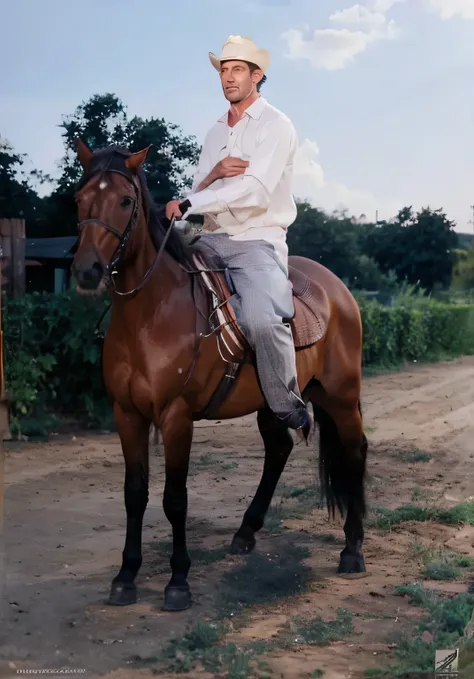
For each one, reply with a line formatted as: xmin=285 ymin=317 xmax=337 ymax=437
xmin=312 ymin=399 xmax=367 ymax=520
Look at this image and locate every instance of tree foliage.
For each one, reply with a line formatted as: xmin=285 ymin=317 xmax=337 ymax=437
xmin=0 ymin=137 xmax=43 ymax=228
xmin=363 ymin=207 xmax=458 ymax=291
xmin=32 ymin=93 xmax=201 ymax=236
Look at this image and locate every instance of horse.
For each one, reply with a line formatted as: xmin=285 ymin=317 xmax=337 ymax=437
xmin=71 ymin=139 xmax=368 ymax=612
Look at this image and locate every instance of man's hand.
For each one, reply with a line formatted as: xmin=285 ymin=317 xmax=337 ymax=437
xmin=165 ymin=199 xmax=183 ymax=220
xmin=195 ymin=157 xmax=250 ymax=193
xmin=211 ymin=157 xmax=249 ymax=180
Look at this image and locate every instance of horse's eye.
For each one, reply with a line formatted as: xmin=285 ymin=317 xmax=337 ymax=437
xmin=121 ymin=197 xmax=133 ymax=208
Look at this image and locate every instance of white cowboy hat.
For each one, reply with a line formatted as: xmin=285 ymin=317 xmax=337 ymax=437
xmin=209 ymin=35 xmax=270 ymax=73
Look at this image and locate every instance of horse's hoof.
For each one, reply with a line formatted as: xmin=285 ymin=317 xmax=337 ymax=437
xmin=162 ymin=585 xmax=191 ymax=612
xmin=337 ymin=551 xmax=366 ymax=575
xmin=229 ymin=534 xmax=256 ymax=555
xmin=108 ymin=581 xmax=137 ymax=606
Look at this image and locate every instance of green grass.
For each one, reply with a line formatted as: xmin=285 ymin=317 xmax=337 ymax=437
xmin=372 ymin=501 xmax=474 ymax=530
xmin=288 ymin=608 xmax=354 ymax=646
xmin=160 ymin=621 xmax=252 ymax=677
xmin=422 ymin=559 xmax=460 ymax=581
xmin=155 ymin=607 xmax=354 ymax=677
xmin=412 ymin=545 xmax=474 ymax=581
xmin=222 ymin=462 xmax=239 ymax=471
xmin=373 ymin=584 xmax=474 ymax=676
xmin=396 ymin=449 xmax=432 ymax=463
xmin=263 ymin=483 xmax=325 ymax=534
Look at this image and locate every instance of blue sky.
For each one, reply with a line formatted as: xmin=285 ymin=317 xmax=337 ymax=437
xmin=2 ymin=0 xmax=473 ymax=229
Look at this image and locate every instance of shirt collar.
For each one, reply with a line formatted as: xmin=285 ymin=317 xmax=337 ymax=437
xmin=217 ymin=96 xmax=267 ymax=123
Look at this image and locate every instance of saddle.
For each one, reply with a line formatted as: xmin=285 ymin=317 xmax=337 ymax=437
xmin=189 ymin=249 xmax=330 ymax=420
xmin=193 ymin=254 xmax=329 ymax=349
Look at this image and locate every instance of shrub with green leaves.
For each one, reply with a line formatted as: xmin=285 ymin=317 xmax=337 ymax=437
xmin=3 ymin=290 xmax=110 ymax=434
xmin=358 ymin=293 xmax=474 ymax=367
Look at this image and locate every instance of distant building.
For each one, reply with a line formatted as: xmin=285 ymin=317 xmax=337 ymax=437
xmin=25 ymin=236 xmax=77 ymax=293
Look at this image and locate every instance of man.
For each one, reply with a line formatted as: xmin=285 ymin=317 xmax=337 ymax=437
xmin=165 ymin=35 xmax=310 ymax=438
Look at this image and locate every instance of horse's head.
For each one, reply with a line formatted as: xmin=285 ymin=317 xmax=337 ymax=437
xmin=72 ymin=139 xmax=151 ymax=293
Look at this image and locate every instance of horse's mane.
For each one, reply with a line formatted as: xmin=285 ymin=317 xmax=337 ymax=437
xmin=79 ymin=145 xmax=191 ymax=266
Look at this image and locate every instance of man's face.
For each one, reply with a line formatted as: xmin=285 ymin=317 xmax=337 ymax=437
xmin=219 ymin=60 xmax=262 ymax=103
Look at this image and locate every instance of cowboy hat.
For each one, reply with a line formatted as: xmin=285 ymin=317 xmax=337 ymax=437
xmin=209 ymin=35 xmax=270 ymax=73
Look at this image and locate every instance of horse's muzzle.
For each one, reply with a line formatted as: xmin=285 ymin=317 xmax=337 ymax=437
xmin=72 ymin=260 xmax=104 ymax=292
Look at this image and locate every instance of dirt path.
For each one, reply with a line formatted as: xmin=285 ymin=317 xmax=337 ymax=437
xmin=2 ymin=357 xmax=474 ymax=678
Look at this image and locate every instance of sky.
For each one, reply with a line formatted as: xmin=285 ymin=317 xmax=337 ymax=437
xmin=1 ymin=0 xmax=474 ymax=230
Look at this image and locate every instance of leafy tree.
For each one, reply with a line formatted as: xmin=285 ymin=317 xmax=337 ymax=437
xmin=452 ymin=243 xmax=474 ymax=290
xmin=43 ymin=93 xmax=200 ymax=236
xmin=0 ymin=137 xmax=43 ymax=228
xmin=288 ymin=202 xmax=393 ymax=289
xmin=364 ymin=206 xmax=458 ymax=291
xmin=288 ymin=202 xmax=361 ymax=283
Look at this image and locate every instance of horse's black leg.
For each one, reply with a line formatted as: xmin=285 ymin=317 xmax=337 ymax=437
xmin=159 ymin=404 xmax=193 ymax=611
xmin=230 ymin=407 xmax=293 ymax=555
xmin=313 ymin=402 xmax=367 ymax=575
xmin=109 ymin=405 xmax=150 ymax=606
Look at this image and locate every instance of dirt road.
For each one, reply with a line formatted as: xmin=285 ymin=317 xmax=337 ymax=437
xmin=2 ymin=357 xmax=474 ymax=678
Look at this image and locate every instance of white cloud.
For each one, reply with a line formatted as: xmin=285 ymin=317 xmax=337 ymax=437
xmin=282 ymin=0 xmax=400 ymax=70
xmin=292 ymin=138 xmax=396 ymax=220
xmin=426 ymin=0 xmax=474 ymax=19
xmin=329 ymin=4 xmax=388 ymax=28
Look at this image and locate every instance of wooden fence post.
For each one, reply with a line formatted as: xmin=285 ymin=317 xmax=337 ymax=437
xmin=0 ymin=218 xmax=26 ymax=298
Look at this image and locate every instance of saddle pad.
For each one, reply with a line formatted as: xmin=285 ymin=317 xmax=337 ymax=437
xmin=192 ymin=254 xmax=329 ymax=351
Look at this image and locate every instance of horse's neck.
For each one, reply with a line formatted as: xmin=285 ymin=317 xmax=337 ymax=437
xmin=110 ymin=219 xmax=191 ymax=321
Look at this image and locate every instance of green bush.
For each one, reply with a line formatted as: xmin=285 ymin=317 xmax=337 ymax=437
xmin=3 ymin=290 xmax=110 ymax=435
xmin=358 ymin=295 xmax=474 ymax=367
xmin=3 ymin=287 xmax=474 ymax=435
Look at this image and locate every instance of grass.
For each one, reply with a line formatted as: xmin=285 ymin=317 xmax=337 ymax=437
xmin=372 ymin=501 xmax=474 ymax=530
xmin=371 ymin=584 xmax=474 ymax=676
xmin=422 ymin=559 xmax=460 ymax=581
xmin=396 ymin=448 xmax=432 ymax=463
xmin=155 ymin=607 xmax=354 ymax=677
xmin=286 ymin=608 xmax=354 ymax=646
xmin=160 ymin=621 xmax=251 ymax=677
xmin=263 ymin=483 xmax=326 ymax=534
xmin=410 ymin=544 xmax=474 ymax=581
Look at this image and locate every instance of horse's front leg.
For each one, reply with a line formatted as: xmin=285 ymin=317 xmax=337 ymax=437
xmin=109 ymin=403 xmax=150 ymax=606
xmin=159 ymin=401 xmax=193 ymax=611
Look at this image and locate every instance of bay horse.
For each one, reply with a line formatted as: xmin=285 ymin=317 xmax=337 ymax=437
xmin=71 ymin=140 xmax=368 ymax=612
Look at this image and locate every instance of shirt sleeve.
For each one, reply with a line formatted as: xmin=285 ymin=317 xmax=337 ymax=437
xmin=182 ymin=117 xmax=297 ymax=221
xmin=186 ymin=130 xmax=214 ymax=195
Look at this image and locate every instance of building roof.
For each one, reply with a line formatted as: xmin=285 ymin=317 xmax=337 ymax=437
xmin=25 ymin=236 xmax=77 ymax=260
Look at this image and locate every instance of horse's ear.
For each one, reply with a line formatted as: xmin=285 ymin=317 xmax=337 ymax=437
xmin=76 ymin=138 xmax=93 ymax=168
xmin=125 ymin=145 xmax=153 ymax=171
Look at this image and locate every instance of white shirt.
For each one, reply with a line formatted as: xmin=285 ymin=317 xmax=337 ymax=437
xmin=182 ymin=96 xmax=298 ymax=270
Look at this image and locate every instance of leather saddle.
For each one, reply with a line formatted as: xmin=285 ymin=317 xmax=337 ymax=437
xmin=192 ymin=252 xmax=330 ymax=358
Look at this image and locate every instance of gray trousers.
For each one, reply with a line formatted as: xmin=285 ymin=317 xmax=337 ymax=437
xmin=194 ymin=233 xmax=304 ymax=420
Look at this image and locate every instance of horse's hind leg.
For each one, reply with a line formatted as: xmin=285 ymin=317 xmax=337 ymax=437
xmin=230 ymin=407 xmax=293 ymax=555
xmin=109 ymin=404 xmax=150 ymax=606
xmin=311 ymin=396 xmax=368 ymax=575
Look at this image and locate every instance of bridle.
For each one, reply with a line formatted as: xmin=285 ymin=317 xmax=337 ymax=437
xmin=77 ymin=164 xmax=176 ymax=298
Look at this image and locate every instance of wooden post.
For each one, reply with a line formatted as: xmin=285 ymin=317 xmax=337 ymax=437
xmin=0 ymin=218 xmax=26 ymax=298
xmin=10 ymin=218 xmax=25 ymax=298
